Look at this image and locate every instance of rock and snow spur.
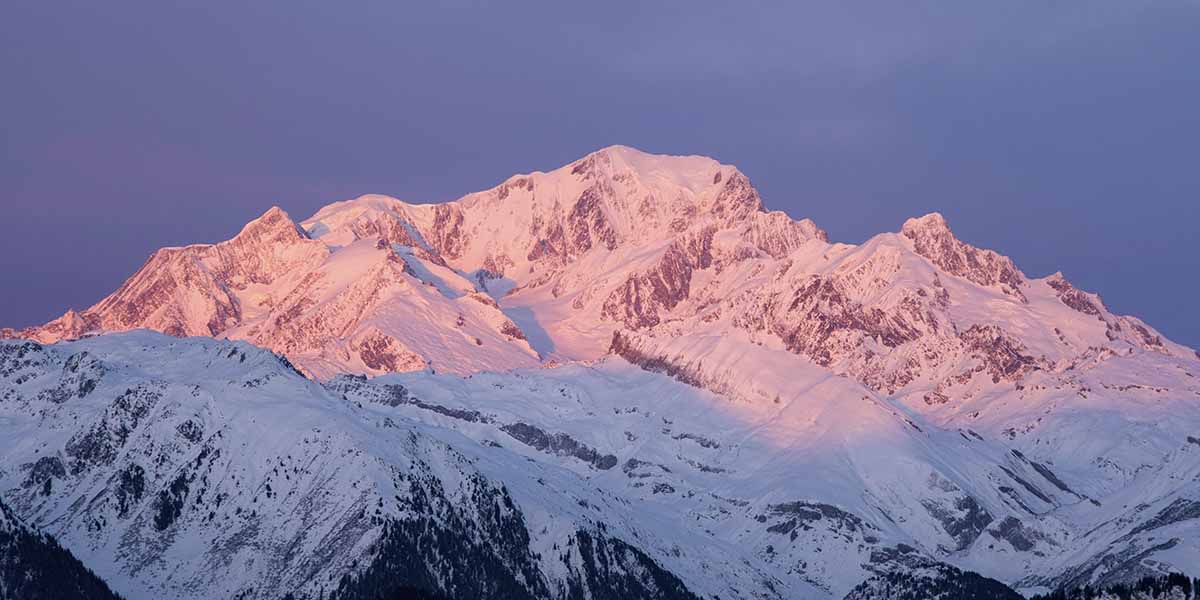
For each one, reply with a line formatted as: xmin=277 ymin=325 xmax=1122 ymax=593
xmin=4 ymin=145 xmax=1200 ymax=599
xmin=7 ymin=205 xmax=540 ymax=379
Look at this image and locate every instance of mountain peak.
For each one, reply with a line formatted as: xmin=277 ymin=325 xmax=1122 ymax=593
xmin=235 ymin=205 xmax=310 ymax=243
xmin=900 ymin=212 xmax=952 ymax=238
xmin=583 ymin=144 xmax=688 ymax=163
xmin=590 ymin=143 xmax=648 ymax=157
xmin=901 ymin=211 xmax=1026 ymax=297
xmin=569 ymin=145 xmax=732 ymax=195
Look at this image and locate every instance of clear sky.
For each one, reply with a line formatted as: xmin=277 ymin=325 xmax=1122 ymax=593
xmin=3 ymin=2 xmax=1198 ymax=348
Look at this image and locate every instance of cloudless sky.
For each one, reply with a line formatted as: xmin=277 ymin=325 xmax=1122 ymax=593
xmin=2 ymin=1 xmax=1198 ymax=348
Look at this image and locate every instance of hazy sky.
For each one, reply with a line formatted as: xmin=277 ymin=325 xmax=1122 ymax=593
xmin=3 ymin=2 xmax=1198 ymax=348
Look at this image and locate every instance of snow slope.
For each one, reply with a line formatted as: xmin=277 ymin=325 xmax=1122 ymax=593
xmin=4 ymin=331 xmax=1199 ymax=599
xmin=0 ymin=333 xmax=798 ymax=600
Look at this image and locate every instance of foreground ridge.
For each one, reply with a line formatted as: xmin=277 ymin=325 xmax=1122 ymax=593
xmin=3 ymin=329 xmax=1199 ymax=599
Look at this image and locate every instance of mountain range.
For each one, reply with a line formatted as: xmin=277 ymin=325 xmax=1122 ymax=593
xmin=3 ymin=146 xmax=1199 ymax=600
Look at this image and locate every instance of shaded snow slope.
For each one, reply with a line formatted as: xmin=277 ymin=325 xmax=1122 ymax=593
xmin=4 ymin=332 xmax=1199 ymax=599
xmin=0 ymin=333 xmax=794 ymax=600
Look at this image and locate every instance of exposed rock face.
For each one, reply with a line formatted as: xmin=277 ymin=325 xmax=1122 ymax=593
xmin=293 ymin=148 xmax=832 ymax=343
xmin=593 ymin=202 xmax=1193 ymax=403
xmin=742 ymin=210 xmax=829 ymax=257
xmin=607 ymin=332 xmax=707 ymax=392
xmin=773 ymin=275 xmax=924 ymax=366
xmin=1046 ymin=272 xmax=1103 ymax=316
xmin=711 ymin=170 xmax=764 ymax=221
xmin=601 ymin=228 xmax=714 ymax=329
xmin=959 ymin=324 xmax=1044 ymax=383
xmin=499 ymin=422 xmax=618 ymax=470
xmin=566 ymin=184 xmax=620 ymax=255
xmin=350 ymin=329 xmax=427 ymax=372
xmin=988 ymin=516 xmax=1055 ymax=552
xmin=901 ymin=213 xmax=1025 ymax=300
xmin=342 ymin=209 xmax=448 ymax=266
xmin=429 ymin=203 xmax=466 ymax=260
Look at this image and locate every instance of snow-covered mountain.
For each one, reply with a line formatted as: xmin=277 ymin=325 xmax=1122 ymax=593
xmin=0 ymin=333 xmax=796 ymax=600
xmin=4 ymin=145 xmax=1200 ymax=599
xmin=12 ymin=146 xmax=1190 ymax=381
xmin=8 ymin=146 xmax=827 ymax=377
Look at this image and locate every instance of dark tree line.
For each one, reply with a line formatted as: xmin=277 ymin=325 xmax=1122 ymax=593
xmin=0 ymin=497 xmax=124 ymax=600
xmin=844 ymin=568 xmax=1025 ymax=600
xmin=1031 ymin=573 xmax=1197 ymax=600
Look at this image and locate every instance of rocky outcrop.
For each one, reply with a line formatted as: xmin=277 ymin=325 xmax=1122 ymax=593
xmin=608 ymin=332 xmax=706 ymax=391
xmin=741 ymin=211 xmax=827 ymax=258
xmin=1046 ymin=273 xmax=1103 ymax=317
xmin=959 ymin=324 xmax=1044 ymax=383
xmin=902 ymin=213 xmax=1025 ymax=300
xmin=350 ymin=329 xmax=427 ymax=373
xmin=500 ymin=422 xmax=618 ymax=470
xmin=772 ymin=275 xmax=925 ymax=366
xmin=429 ymin=204 xmax=467 ymax=260
xmin=601 ymin=228 xmax=714 ymax=329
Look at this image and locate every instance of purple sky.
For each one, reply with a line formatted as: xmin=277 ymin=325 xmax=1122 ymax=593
xmin=3 ymin=2 xmax=1198 ymax=348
